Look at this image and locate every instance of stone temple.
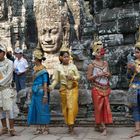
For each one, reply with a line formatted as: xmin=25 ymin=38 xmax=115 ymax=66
xmin=1 ymin=0 xmax=140 ymax=126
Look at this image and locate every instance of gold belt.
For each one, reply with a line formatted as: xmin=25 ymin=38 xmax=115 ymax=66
xmin=93 ymin=82 xmax=109 ymax=90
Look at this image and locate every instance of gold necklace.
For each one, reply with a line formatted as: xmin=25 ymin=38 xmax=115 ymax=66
xmin=34 ymin=64 xmax=45 ymax=73
xmin=63 ymin=65 xmax=69 ymax=75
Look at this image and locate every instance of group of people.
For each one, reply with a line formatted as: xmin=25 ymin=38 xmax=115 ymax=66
xmin=0 ymin=44 xmax=28 ymax=136
xmin=0 ymin=40 xmax=140 ymax=138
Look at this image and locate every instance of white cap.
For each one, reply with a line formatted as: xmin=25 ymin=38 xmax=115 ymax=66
xmin=0 ymin=43 xmax=6 ymax=52
xmin=14 ymin=47 xmax=23 ymax=54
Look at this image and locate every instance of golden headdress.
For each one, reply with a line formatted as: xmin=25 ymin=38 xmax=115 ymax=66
xmin=60 ymin=42 xmax=69 ymax=52
xmin=33 ymin=49 xmax=44 ymax=60
xmin=91 ymin=40 xmax=104 ymax=55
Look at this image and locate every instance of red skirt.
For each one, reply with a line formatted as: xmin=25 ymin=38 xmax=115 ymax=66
xmin=92 ymin=87 xmax=113 ymax=124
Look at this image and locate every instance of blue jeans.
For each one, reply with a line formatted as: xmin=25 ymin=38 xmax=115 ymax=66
xmin=15 ymin=73 xmax=26 ymax=92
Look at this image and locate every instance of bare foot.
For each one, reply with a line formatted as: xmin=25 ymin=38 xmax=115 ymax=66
xmin=9 ymin=129 xmax=20 ymax=136
xmin=94 ymin=125 xmax=102 ymax=132
xmin=128 ymin=129 xmax=140 ymax=138
xmin=100 ymin=127 xmax=107 ymax=136
xmin=33 ymin=128 xmax=42 ymax=135
xmin=0 ymin=127 xmax=8 ymax=136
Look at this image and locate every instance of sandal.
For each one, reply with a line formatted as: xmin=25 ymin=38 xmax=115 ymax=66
xmin=0 ymin=127 xmax=8 ymax=136
xmin=9 ymin=129 xmax=18 ymax=136
xmin=42 ymin=128 xmax=49 ymax=135
xmin=68 ymin=125 xmax=75 ymax=135
xmin=128 ymin=129 xmax=140 ymax=138
xmin=33 ymin=128 xmax=42 ymax=135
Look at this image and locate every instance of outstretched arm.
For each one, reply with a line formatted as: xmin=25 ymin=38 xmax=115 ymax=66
xmin=49 ymin=70 xmax=59 ymax=90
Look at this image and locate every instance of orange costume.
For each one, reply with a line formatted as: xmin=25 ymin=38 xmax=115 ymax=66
xmin=91 ymin=62 xmax=112 ymax=124
xmin=88 ymin=41 xmax=112 ymax=125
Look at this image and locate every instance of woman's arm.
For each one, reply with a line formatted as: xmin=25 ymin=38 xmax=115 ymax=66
xmin=73 ymin=65 xmax=80 ymax=81
xmin=43 ymin=82 xmax=48 ymax=104
xmin=87 ymin=64 xmax=94 ymax=81
xmin=103 ymin=61 xmax=111 ymax=78
xmin=49 ymin=70 xmax=59 ymax=90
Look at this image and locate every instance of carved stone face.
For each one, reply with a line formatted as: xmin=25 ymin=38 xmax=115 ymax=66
xmin=0 ymin=0 xmax=4 ymax=20
xmin=39 ymin=25 xmax=62 ymax=53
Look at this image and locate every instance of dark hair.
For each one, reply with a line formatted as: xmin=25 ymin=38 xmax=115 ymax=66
xmin=59 ymin=51 xmax=69 ymax=64
xmin=42 ymin=56 xmax=46 ymax=61
xmin=60 ymin=51 xmax=69 ymax=56
xmin=135 ymin=47 xmax=140 ymax=51
xmin=36 ymin=57 xmax=46 ymax=63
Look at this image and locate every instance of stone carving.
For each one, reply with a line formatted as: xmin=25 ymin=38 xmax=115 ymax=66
xmin=0 ymin=0 xmax=7 ymax=21
xmin=34 ymin=0 xmax=63 ymax=75
xmin=34 ymin=0 xmax=81 ymax=76
xmin=0 ymin=0 xmax=4 ymax=19
xmin=35 ymin=0 xmax=63 ymax=53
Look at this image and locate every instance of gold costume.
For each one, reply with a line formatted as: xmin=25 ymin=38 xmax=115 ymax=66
xmin=50 ymin=63 xmax=80 ymax=125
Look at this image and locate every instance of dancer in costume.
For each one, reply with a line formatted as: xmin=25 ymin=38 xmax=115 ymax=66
xmin=50 ymin=46 xmax=80 ymax=134
xmin=127 ymin=40 xmax=140 ymax=138
xmin=87 ymin=41 xmax=112 ymax=136
xmin=27 ymin=49 xmax=50 ymax=135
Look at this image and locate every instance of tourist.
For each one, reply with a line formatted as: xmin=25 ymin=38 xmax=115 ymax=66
xmin=49 ymin=49 xmax=80 ymax=134
xmin=27 ymin=49 xmax=50 ymax=135
xmin=87 ymin=41 xmax=112 ymax=136
xmin=14 ymin=47 xmax=28 ymax=92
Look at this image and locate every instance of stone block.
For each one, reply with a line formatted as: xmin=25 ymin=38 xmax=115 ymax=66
xmin=96 ymin=9 xmax=118 ymax=22
xmin=99 ymin=34 xmax=124 ymax=46
xmin=104 ymin=0 xmax=133 ymax=9
xmin=123 ymin=33 xmax=135 ymax=44
xmin=98 ymin=21 xmax=117 ymax=34
xmin=93 ymin=0 xmax=103 ymax=13
xmin=118 ymin=8 xmax=139 ymax=19
xmin=78 ymin=89 xmax=92 ymax=105
xmin=110 ymin=90 xmax=128 ymax=103
xmin=118 ymin=17 xmax=137 ymax=33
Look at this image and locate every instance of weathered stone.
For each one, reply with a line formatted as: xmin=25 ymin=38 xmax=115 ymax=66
xmin=104 ymin=0 xmax=134 ymax=9
xmin=98 ymin=21 xmax=117 ymax=34
xmin=99 ymin=34 xmax=124 ymax=46
xmin=118 ymin=8 xmax=139 ymax=19
xmin=92 ymin=0 xmax=103 ymax=13
xmin=118 ymin=17 xmax=137 ymax=33
xmin=3 ymin=0 xmax=140 ymax=125
xmin=95 ymin=9 xmax=118 ymax=22
xmin=123 ymin=33 xmax=135 ymax=44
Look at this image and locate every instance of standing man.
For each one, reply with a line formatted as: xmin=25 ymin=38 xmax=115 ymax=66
xmin=0 ymin=43 xmax=18 ymax=136
xmin=14 ymin=47 xmax=28 ymax=92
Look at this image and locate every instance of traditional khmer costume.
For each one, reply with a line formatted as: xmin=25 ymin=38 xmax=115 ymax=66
xmin=50 ymin=63 xmax=80 ymax=125
xmin=127 ymin=59 xmax=140 ymax=121
xmin=27 ymin=65 xmax=50 ymax=125
xmin=91 ymin=62 xmax=112 ymax=124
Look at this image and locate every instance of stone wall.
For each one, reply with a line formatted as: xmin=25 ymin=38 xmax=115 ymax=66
xmin=1 ymin=0 xmax=140 ymax=125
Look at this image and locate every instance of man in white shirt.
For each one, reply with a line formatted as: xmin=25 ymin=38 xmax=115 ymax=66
xmin=0 ymin=43 xmax=19 ymax=136
xmin=14 ymin=47 xmax=28 ymax=92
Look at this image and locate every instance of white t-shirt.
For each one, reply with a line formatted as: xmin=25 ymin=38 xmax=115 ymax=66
xmin=14 ymin=57 xmax=28 ymax=73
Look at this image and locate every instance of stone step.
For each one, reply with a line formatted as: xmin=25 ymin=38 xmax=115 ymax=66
xmin=15 ymin=115 xmax=134 ymax=127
